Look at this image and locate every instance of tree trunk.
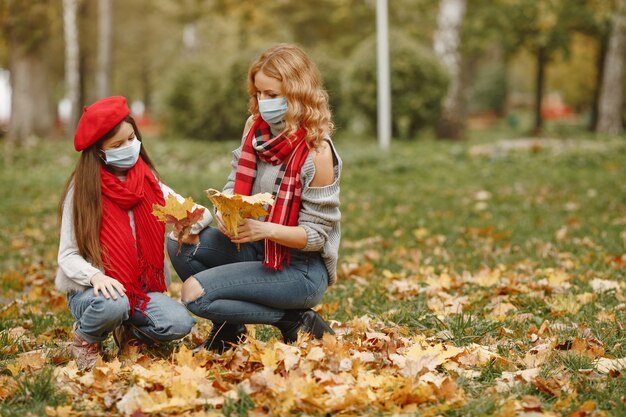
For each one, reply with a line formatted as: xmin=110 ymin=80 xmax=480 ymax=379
xmin=533 ymin=46 xmax=546 ymax=136
xmin=96 ymin=0 xmax=112 ymax=99
xmin=63 ymin=0 xmax=80 ymax=134
xmin=434 ymin=0 xmax=467 ymax=140
xmin=7 ymin=39 xmax=54 ymax=143
xmin=597 ymin=0 xmax=626 ymax=135
xmin=183 ymin=22 xmax=198 ymax=56
xmin=590 ymin=35 xmax=608 ymax=131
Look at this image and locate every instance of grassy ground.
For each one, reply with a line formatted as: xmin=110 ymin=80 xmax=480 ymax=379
xmin=0 ymin=125 xmax=625 ymax=416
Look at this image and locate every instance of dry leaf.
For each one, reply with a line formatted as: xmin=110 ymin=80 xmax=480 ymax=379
xmin=205 ymin=188 xmax=274 ymax=248
xmin=152 ymin=194 xmax=205 ymax=253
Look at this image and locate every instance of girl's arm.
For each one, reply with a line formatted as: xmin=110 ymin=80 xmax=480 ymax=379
xmin=159 ymin=182 xmax=213 ymax=234
xmin=58 ymin=188 xmax=105 ymax=286
xmin=58 ymin=188 xmax=126 ymax=299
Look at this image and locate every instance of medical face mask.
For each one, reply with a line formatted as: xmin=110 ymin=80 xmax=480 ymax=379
xmin=258 ymin=97 xmax=288 ymax=124
xmin=103 ymin=138 xmax=141 ymax=169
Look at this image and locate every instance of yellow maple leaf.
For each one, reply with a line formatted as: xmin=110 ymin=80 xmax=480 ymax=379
xmin=153 ymin=194 xmax=194 ymax=221
xmin=205 ymin=188 xmax=274 ymax=240
xmin=261 ymin=347 xmax=279 ymax=370
xmin=152 ymin=195 xmax=205 ymax=253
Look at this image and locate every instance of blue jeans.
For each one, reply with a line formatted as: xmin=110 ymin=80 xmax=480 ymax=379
xmin=167 ymin=227 xmax=328 ymax=325
xmin=67 ymin=289 xmax=195 ymax=344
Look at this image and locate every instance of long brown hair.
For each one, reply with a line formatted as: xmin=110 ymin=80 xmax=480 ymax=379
xmin=58 ymin=116 xmax=158 ymax=268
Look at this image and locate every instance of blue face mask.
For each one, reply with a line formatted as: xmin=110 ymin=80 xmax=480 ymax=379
xmin=103 ymin=139 xmax=141 ymax=169
xmin=258 ymin=97 xmax=288 ymax=124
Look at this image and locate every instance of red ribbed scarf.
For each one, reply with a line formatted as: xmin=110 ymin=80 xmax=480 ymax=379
xmin=99 ymin=157 xmax=166 ymax=314
xmin=234 ymin=117 xmax=309 ymax=270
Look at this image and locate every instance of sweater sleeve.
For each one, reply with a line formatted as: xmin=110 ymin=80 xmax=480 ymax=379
xmin=298 ymin=142 xmax=342 ymax=252
xmin=222 ymin=145 xmax=242 ymax=196
xmin=57 ymin=187 xmax=101 ymax=286
xmin=223 ymin=117 xmax=253 ymax=195
xmin=159 ymin=182 xmax=213 ymax=234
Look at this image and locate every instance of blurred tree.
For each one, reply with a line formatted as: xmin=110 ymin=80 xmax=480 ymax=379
xmin=63 ymin=0 xmax=80 ymax=133
xmin=433 ymin=0 xmax=466 ymax=139
xmin=0 ymin=0 xmax=58 ymax=148
xmin=268 ymin=0 xmax=375 ymax=55
xmin=597 ymin=0 xmax=626 ymax=135
xmin=160 ymin=51 xmax=252 ymax=140
xmin=461 ymin=0 xmax=512 ymax=116
xmin=345 ymin=30 xmax=449 ymax=139
xmin=498 ymin=0 xmax=595 ymax=135
xmin=577 ymin=0 xmax=617 ymax=130
xmin=95 ymin=0 xmax=112 ymax=98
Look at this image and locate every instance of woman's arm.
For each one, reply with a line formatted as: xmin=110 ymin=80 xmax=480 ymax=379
xmin=223 ymin=117 xmax=254 ymax=195
xmin=229 ymin=140 xmax=339 ymax=249
xmin=228 ymin=220 xmax=308 ymax=249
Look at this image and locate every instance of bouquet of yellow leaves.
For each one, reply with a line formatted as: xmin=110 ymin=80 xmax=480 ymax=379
xmin=205 ymin=188 xmax=274 ymax=249
xmin=152 ymin=195 xmax=205 ymax=253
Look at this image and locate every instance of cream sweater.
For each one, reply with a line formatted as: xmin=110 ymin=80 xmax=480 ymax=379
xmin=55 ymin=181 xmax=212 ymax=293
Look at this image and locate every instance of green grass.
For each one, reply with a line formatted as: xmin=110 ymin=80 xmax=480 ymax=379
xmin=0 ymin=367 xmax=67 ymax=417
xmin=1 ymin=127 xmax=625 ymax=416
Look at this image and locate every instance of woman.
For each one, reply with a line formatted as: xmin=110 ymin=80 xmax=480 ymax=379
xmin=56 ymin=96 xmax=210 ymax=368
xmin=168 ymin=43 xmax=341 ymax=352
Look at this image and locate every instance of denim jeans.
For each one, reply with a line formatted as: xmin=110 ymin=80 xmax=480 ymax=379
xmin=67 ymin=289 xmax=195 ymax=344
xmin=167 ymin=227 xmax=328 ymax=325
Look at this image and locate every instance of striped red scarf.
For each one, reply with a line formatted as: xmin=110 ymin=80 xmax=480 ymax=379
xmin=99 ymin=157 xmax=166 ymax=314
xmin=234 ymin=117 xmax=309 ymax=270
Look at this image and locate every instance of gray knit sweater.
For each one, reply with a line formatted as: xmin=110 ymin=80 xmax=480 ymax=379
xmin=223 ymin=125 xmax=342 ymax=285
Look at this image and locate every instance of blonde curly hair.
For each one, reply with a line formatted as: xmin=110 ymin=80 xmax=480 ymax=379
xmin=247 ymin=43 xmax=334 ymax=148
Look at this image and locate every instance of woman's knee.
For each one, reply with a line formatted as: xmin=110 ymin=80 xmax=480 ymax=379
xmin=181 ymin=276 xmax=205 ymax=303
xmin=166 ymin=237 xmax=179 ymax=261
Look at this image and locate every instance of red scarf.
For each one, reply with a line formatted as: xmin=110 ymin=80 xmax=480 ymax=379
xmin=234 ymin=117 xmax=309 ymax=270
xmin=99 ymin=157 xmax=166 ymax=314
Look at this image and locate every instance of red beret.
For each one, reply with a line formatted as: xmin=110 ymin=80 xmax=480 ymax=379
xmin=74 ymin=96 xmax=131 ymax=151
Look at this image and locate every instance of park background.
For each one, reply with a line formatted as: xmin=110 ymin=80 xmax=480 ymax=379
xmin=1 ymin=1 xmax=626 ymax=416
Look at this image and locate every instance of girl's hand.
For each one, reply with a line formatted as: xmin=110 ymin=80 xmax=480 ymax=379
xmin=230 ymin=218 xmax=271 ymax=244
xmin=179 ymin=233 xmax=199 ymax=245
xmin=90 ymin=272 xmax=126 ymax=300
xmin=169 ymin=230 xmax=199 ymax=245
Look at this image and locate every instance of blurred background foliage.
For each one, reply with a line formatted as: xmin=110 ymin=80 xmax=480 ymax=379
xmin=0 ymin=0 xmax=624 ymax=142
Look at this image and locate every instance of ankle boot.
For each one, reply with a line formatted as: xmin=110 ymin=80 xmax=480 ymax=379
xmin=275 ymin=309 xmax=335 ymax=344
xmin=70 ymin=322 xmax=102 ymax=369
xmin=193 ymin=322 xmax=247 ymax=354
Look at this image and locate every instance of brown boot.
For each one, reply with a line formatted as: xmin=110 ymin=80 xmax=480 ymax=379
xmin=113 ymin=323 xmax=152 ymax=356
xmin=71 ymin=322 xmax=102 ymax=369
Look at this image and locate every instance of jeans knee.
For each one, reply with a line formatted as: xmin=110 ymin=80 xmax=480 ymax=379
xmin=173 ymin=314 xmax=196 ymax=337
xmin=153 ymin=313 xmax=195 ymax=341
xmin=94 ymin=295 xmax=129 ymax=323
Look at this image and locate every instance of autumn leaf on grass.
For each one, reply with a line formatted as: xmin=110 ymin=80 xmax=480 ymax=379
xmin=153 ymin=195 xmax=205 ymax=253
xmin=205 ymin=188 xmax=274 ymax=249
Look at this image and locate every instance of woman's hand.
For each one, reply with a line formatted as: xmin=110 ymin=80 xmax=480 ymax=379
xmin=214 ymin=210 xmax=232 ymax=238
xmin=230 ymin=218 xmax=272 ymax=244
xmin=90 ymin=272 xmax=126 ymax=300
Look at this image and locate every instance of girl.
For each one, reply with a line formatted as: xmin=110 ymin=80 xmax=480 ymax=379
xmin=168 ymin=44 xmax=341 ymax=352
xmin=56 ymin=96 xmax=211 ymax=368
